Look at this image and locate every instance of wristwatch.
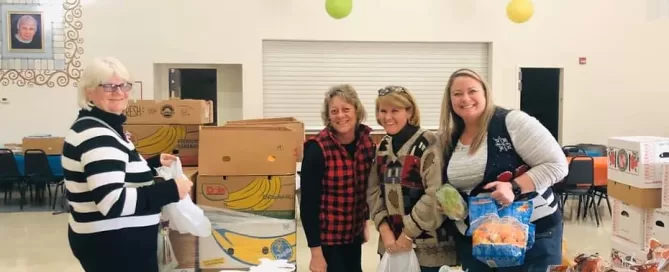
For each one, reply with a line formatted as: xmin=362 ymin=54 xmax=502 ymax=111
xmin=509 ymin=179 xmax=522 ymax=197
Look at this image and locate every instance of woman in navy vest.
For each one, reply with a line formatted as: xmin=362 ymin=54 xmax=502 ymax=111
xmin=438 ymin=69 xmax=568 ymax=272
xmin=300 ymin=84 xmax=376 ymax=272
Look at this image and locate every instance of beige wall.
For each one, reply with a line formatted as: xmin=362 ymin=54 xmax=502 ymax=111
xmin=0 ymin=0 xmax=667 ymax=145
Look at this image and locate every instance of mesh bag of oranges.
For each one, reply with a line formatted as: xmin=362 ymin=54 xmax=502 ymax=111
xmin=466 ymin=196 xmax=536 ymax=268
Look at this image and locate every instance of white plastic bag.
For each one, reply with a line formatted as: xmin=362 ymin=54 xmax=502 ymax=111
xmin=157 ymin=157 xmax=211 ymax=237
xmin=157 ymin=227 xmax=178 ymax=272
xmin=377 ymin=249 xmax=421 ymax=272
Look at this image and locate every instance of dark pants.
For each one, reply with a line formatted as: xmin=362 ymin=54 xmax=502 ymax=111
xmin=454 ymin=215 xmax=563 ymax=272
xmin=322 ymin=239 xmax=363 ymax=272
xmin=69 ymin=226 xmax=159 ymax=272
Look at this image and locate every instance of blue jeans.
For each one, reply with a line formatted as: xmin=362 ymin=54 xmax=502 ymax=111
xmin=454 ymin=218 xmax=563 ymax=272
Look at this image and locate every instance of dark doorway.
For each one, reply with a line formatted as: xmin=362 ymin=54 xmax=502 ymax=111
xmin=519 ymin=68 xmax=562 ymax=142
xmin=178 ymin=68 xmax=217 ymax=125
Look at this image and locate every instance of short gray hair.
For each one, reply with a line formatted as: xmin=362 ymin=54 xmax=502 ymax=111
xmin=77 ymin=57 xmax=133 ymax=110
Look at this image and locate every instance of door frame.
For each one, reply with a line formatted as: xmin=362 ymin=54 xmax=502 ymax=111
xmin=514 ymin=65 xmax=565 ymax=145
xmin=153 ymin=64 xmax=224 ymax=99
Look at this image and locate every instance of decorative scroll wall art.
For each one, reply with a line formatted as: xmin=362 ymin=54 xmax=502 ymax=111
xmin=0 ymin=0 xmax=82 ymax=87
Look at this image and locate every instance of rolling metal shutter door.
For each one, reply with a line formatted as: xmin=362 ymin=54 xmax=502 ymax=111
xmin=262 ymin=40 xmax=489 ymax=130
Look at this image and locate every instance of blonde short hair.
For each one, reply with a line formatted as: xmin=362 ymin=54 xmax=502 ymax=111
xmin=375 ymin=85 xmax=421 ymax=127
xmin=438 ymin=68 xmax=495 ymax=156
xmin=77 ymin=57 xmax=133 ymax=111
xmin=321 ymin=84 xmax=367 ymax=126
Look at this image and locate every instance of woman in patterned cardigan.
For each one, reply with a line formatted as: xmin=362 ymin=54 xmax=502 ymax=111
xmin=367 ymin=85 xmax=457 ymax=272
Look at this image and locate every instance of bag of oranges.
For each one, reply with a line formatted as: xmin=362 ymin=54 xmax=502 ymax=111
xmin=466 ymin=196 xmax=535 ymax=268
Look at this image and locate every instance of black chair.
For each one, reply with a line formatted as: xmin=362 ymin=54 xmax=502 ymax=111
xmin=562 ymin=145 xmax=587 ymax=157
xmin=24 ymin=149 xmax=58 ymax=205
xmin=588 ymin=186 xmax=612 ymax=217
xmin=554 ymin=156 xmax=601 ymax=226
xmin=0 ymin=148 xmax=26 ymax=209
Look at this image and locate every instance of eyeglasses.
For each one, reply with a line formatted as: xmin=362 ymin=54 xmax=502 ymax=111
xmin=99 ymin=83 xmax=133 ymax=92
xmin=378 ymin=85 xmax=408 ymax=96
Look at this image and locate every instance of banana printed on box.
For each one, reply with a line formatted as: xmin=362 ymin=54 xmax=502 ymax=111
xmin=196 ymin=175 xmax=297 ymax=220
xmin=196 ymin=206 xmax=297 ymax=270
xmin=124 ymin=124 xmax=200 ymax=166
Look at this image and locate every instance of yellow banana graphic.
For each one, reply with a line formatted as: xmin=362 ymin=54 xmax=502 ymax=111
xmin=210 ymin=228 xmax=296 ymax=266
xmin=224 ymin=176 xmax=282 ymax=211
xmin=135 ymin=125 xmax=187 ymax=155
xmin=134 ymin=126 xmax=169 ymax=148
xmin=254 ymin=176 xmax=282 ymax=211
xmin=224 ymin=178 xmax=266 ymax=210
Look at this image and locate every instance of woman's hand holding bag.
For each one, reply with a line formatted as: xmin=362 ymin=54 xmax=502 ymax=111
xmin=156 ymin=157 xmax=212 ymax=237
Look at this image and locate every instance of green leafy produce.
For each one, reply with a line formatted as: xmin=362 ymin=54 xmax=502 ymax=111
xmin=436 ymin=183 xmax=467 ymax=220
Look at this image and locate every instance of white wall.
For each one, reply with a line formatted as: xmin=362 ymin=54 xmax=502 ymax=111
xmin=0 ymin=0 xmax=667 ymax=145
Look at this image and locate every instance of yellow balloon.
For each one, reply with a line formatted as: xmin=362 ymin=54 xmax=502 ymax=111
xmin=506 ymin=0 xmax=534 ymax=24
xmin=326 ymin=0 xmax=353 ymax=19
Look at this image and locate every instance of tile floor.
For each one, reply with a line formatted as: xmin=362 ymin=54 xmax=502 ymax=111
xmin=0 ymin=196 xmax=612 ymax=272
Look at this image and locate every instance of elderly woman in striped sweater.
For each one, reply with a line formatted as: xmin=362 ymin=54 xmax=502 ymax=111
xmin=62 ymin=57 xmax=193 ymax=272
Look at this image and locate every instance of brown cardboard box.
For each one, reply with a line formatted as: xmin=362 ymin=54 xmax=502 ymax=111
xmin=197 ymin=126 xmax=298 ymax=176
xmin=608 ymin=179 xmax=661 ymax=208
xmin=22 ymin=137 xmax=64 ymax=155
xmin=226 ymin=117 xmax=305 ymax=162
xmin=183 ymin=167 xmax=198 ymax=202
xmin=196 ymin=175 xmax=296 ymax=219
xmin=124 ymin=99 xmax=213 ymax=125
xmin=169 ymin=210 xmax=297 ymax=271
xmin=124 ymin=124 xmax=200 ymax=166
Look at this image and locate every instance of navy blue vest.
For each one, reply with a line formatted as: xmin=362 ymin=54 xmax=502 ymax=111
xmin=443 ymin=107 xmax=559 ymax=233
xmin=443 ymin=107 xmax=531 ymax=193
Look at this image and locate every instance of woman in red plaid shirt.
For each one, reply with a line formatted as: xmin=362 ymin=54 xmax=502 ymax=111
xmin=300 ymin=84 xmax=376 ymax=272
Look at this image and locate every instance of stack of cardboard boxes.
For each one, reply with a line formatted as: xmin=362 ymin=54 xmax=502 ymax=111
xmin=21 ymin=136 xmax=65 ymax=155
xmin=607 ymin=136 xmax=669 ymax=269
xmin=156 ymin=114 xmax=304 ymax=271
xmin=123 ymin=98 xmax=213 ymax=199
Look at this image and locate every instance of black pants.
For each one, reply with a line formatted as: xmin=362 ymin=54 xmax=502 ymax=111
xmin=68 ymin=225 xmax=159 ymax=272
xmin=322 ymin=239 xmax=363 ymax=272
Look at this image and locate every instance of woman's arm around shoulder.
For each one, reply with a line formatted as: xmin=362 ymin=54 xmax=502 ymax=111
xmin=402 ymin=131 xmax=445 ymax=238
xmin=506 ymin=110 xmax=569 ymax=191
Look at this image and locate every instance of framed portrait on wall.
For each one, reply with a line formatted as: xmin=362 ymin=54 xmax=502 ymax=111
xmin=0 ymin=4 xmax=53 ymax=59
xmin=7 ymin=11 xmax=44 ymax=52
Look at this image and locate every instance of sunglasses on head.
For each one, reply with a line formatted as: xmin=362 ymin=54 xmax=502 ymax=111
xmin=377 ymin=85 xmax=408 ymax=96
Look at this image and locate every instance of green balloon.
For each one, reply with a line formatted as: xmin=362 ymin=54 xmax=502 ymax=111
xmin=326 ymin=0 xmax=353 ymax=19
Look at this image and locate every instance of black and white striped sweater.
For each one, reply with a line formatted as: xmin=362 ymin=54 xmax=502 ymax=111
xmin=62 ymin=107 xmax=179 ymax=236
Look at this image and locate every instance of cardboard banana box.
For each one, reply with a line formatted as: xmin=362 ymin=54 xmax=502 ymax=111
xmin=124 ymin=99 xmax=213 ymax=125
xmin=225 ymin=117 xmax=305 ymax=162
xmin=169 ymin=208 xmax=297 ymax=271
xmin=196 ymin=175 xmax=296 ymax=220
xmin=124 ymin=124 xmax=200 ymax=166
xmin=199 ymin=208 xmax=297 ymax=270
